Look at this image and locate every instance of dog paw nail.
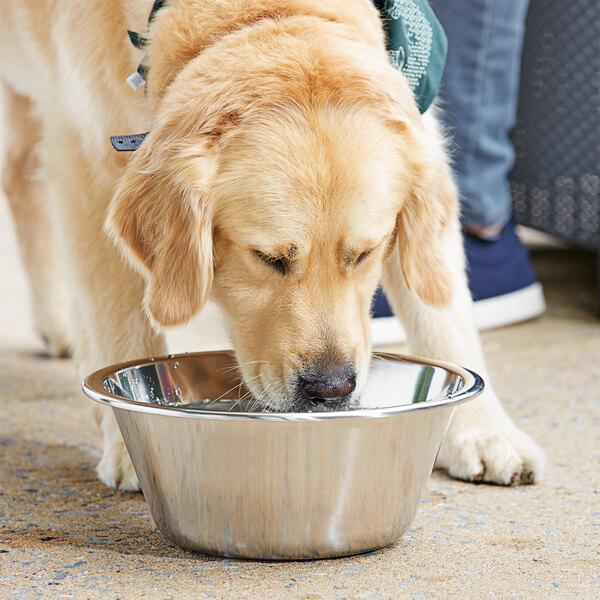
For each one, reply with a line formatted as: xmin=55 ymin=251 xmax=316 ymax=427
xmin=473 ymin=472 xmax=484 ymax=482
xmin=510 ymin=472 xmax=519 ymax=485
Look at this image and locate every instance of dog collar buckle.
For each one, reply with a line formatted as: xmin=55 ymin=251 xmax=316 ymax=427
xmin=110 ymin=133 xmax=148 ymax=151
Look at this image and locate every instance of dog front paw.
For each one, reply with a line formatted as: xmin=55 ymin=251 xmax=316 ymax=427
xmin=97 ymin=441 xmax=140 ymax=492
xmin=437 ymin=424 xmax=546 ymax=485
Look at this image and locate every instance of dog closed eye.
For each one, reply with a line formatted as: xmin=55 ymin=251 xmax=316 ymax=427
xmin=343 ymin=247 xmax=377 ymax=270
xmin=253 ymin=250 xmax=291 ymax=275
xmin=355 ymin=248 xmax=374 ymax=265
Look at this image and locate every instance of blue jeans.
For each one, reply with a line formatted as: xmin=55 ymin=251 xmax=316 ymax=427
xmin=429 ymin=0 xmax=530 ymax=229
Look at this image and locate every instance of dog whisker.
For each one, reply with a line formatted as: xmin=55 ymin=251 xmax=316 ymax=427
xmin=250 ymin=382 xmax=274 ymax=412
xmin=228 ymin=387 xmax=255 ymax=411
xmin=205 ymin=374 xmax=263 ymax=409
xmin=219 ymin=360 xmax=270 ymax=375
xmin=208 ymin=378 xmax=254 ymax=407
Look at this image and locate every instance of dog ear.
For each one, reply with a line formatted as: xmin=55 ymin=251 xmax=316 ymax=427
xmin=363 ymin=61 xmax=458 ymax=308
xmin=106 ymin=133 xmax=216 ymax=328
xmin=394 ymin=121 xmax=458 ymax=307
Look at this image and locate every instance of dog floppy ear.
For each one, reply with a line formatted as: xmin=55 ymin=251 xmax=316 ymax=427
xmin=107 ymin=133 xmax=215 ymax=328
xmin=394 ymin=120 xmax=458 ymax=307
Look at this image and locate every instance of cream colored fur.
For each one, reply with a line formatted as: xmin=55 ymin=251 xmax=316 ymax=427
xmin=1 ymin=0 xmax=544 ymax=490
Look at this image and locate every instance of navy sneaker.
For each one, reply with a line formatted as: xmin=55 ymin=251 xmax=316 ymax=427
xmin=463 ymin=219 xmax=546 ymax=330
xmin=370 ymin=220 xmax=546 ymax=346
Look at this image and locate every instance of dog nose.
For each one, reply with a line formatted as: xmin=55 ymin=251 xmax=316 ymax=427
xmin=299 ymin=368 xmax=357 ymax=403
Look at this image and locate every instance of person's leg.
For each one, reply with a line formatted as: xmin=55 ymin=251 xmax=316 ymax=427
xmin=433 ymin=0 xmax=544 ymax=323
xmin=372 ymin=0 xmax=544 ymax=344
xmin=430 ymin=0 xmax=529 ymax=231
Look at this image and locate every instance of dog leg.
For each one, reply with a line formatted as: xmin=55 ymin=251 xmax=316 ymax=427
xmin=37 ymin=121 xmax=166 ymax=491
xmin=68 ymin=224 xmax=165 ymax=491
xmin=92 ymin=405 xmax=145 ymax=492
xmin=1 ymin=86 xmax=71 ymax=357
xmin=381 ymin=219 xmax=546 ymax=484
xmin=67 ymin=219 xmax=165 ymax=491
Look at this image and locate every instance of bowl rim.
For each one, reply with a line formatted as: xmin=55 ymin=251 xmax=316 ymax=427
xmin=82 ymin=350 xmax=484 ymax=421
xmin=82 ymin=350 xmax=485 ymax=421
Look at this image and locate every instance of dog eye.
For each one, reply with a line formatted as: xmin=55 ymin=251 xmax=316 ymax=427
xmin=254 ymin=250 xmax=290 ymax=275
xmin=355 ymin=249 xmax=374 ymax=265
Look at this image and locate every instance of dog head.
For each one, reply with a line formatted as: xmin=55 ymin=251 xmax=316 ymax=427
xmin=107 ymin=27 xmax=456 ymax=410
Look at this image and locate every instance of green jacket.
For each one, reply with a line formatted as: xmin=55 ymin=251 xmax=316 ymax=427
xmin=373 ymin=0 xmax=448 ymax=113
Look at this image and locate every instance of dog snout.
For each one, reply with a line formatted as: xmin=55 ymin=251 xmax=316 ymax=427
xmin=299 ymin=365 xmax=357 ymax=404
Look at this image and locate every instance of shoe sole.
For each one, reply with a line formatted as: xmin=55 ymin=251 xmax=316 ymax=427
xmin=370 ymin=282 xmax=546 ymax=346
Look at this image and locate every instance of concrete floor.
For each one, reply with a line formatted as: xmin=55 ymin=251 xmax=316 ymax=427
xmin=0 ymin=192 xmax=599 ymax=599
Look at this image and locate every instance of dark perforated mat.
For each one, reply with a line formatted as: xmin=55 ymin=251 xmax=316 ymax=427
xmin=510 ymin=0 xmax=600 ymax=248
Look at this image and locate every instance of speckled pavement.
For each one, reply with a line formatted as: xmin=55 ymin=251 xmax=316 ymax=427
xmin=0 ymin=191 xmax=599 ymax=599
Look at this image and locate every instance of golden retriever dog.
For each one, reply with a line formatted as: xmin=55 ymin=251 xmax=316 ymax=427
xmin=1 ymin=0 xmax=545 ymax=490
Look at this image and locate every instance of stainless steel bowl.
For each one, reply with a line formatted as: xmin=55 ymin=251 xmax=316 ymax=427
xmin=83 ymin=351 xmax=483 ymax=560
